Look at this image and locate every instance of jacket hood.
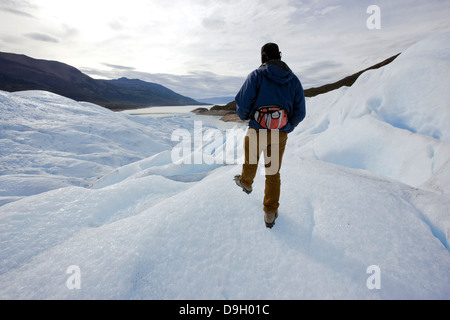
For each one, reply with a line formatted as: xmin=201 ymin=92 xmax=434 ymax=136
xmin=261 ymin=60 xmax=293 ymax=85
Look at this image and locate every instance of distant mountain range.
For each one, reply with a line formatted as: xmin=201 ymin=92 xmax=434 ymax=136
xmin=0 ymin=52 xmax=205 ymax=110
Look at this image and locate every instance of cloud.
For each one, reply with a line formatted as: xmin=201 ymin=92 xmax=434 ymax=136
xmin=314 ymin=5 xmax=341 ymax=16
xmin=0 ymin=0 xmax=36 ymax=18
xmin=24 ymin=32 xmax=59 ymax=43
xmin=0 ymin=7 xmax=35 ymax=18
xmin=108 ymin=20 xmax=124 ymax=31
xmin=202 ymin=15 xmax=226 ymax=29
xmin=297 ymin=60 xmax=346 ymax=88
xmin=301 ymin=60 xmax=344 ymax=75
xmin=102 ymin=63 xmax=135 ymax=71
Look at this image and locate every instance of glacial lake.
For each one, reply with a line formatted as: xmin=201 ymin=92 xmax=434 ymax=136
xmin=121 ymin=105 xmax=243 ymax=130
xmin=121 ymin=105 xmax=211 ymax=118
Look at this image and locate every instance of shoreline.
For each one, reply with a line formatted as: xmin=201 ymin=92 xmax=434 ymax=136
xmin=191 ymin=101 xmax=248 ymax=123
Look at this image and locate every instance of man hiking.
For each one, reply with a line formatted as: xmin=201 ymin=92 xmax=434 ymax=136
xmin=234 ymin=43 xmax=306 ymax=228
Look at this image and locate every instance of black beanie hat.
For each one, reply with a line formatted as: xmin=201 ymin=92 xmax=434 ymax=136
xmin=261 ymin=43 xmax=281 ymax=63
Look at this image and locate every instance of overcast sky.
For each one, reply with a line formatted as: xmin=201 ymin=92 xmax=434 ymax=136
xmin=1 ymin=0 xmax=449 ymax=99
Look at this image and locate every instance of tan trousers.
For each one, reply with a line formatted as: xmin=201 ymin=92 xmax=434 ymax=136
xmin=240 ymin=128 xmax=288 ymax=213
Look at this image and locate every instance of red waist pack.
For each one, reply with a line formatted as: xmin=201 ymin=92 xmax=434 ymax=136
xmin=254 ymin=105 xmax=288 ymax=130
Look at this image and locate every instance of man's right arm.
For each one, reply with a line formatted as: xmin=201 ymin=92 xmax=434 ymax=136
xmin=235 ymin=70 xmax=259 ymax=121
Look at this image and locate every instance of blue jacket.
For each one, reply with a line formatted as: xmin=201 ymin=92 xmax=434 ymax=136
xmin=235 ymin=60 xmax=306 ymax=133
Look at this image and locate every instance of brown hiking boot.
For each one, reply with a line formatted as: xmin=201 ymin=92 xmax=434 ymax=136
xmin=264 ymin=211 xmax=278 ymax=229
xmin=234 ymin=175 xmax=252 ymax=194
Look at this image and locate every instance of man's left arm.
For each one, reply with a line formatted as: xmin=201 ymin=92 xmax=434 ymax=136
xmin=288 ymin=81 xmax=306 ymax=132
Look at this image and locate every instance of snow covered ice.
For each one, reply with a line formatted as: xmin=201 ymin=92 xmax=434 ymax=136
xmin=1 ymin=32 xmax=450 ymax=299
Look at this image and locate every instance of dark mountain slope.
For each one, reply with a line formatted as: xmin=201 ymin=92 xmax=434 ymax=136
xmin=101 ymin=78 xmax=199 ymax=108
xmin=304 ymin=53 xmax=401 ymax=97
xmin=0 ymin=52 xmax=203 ymax=110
